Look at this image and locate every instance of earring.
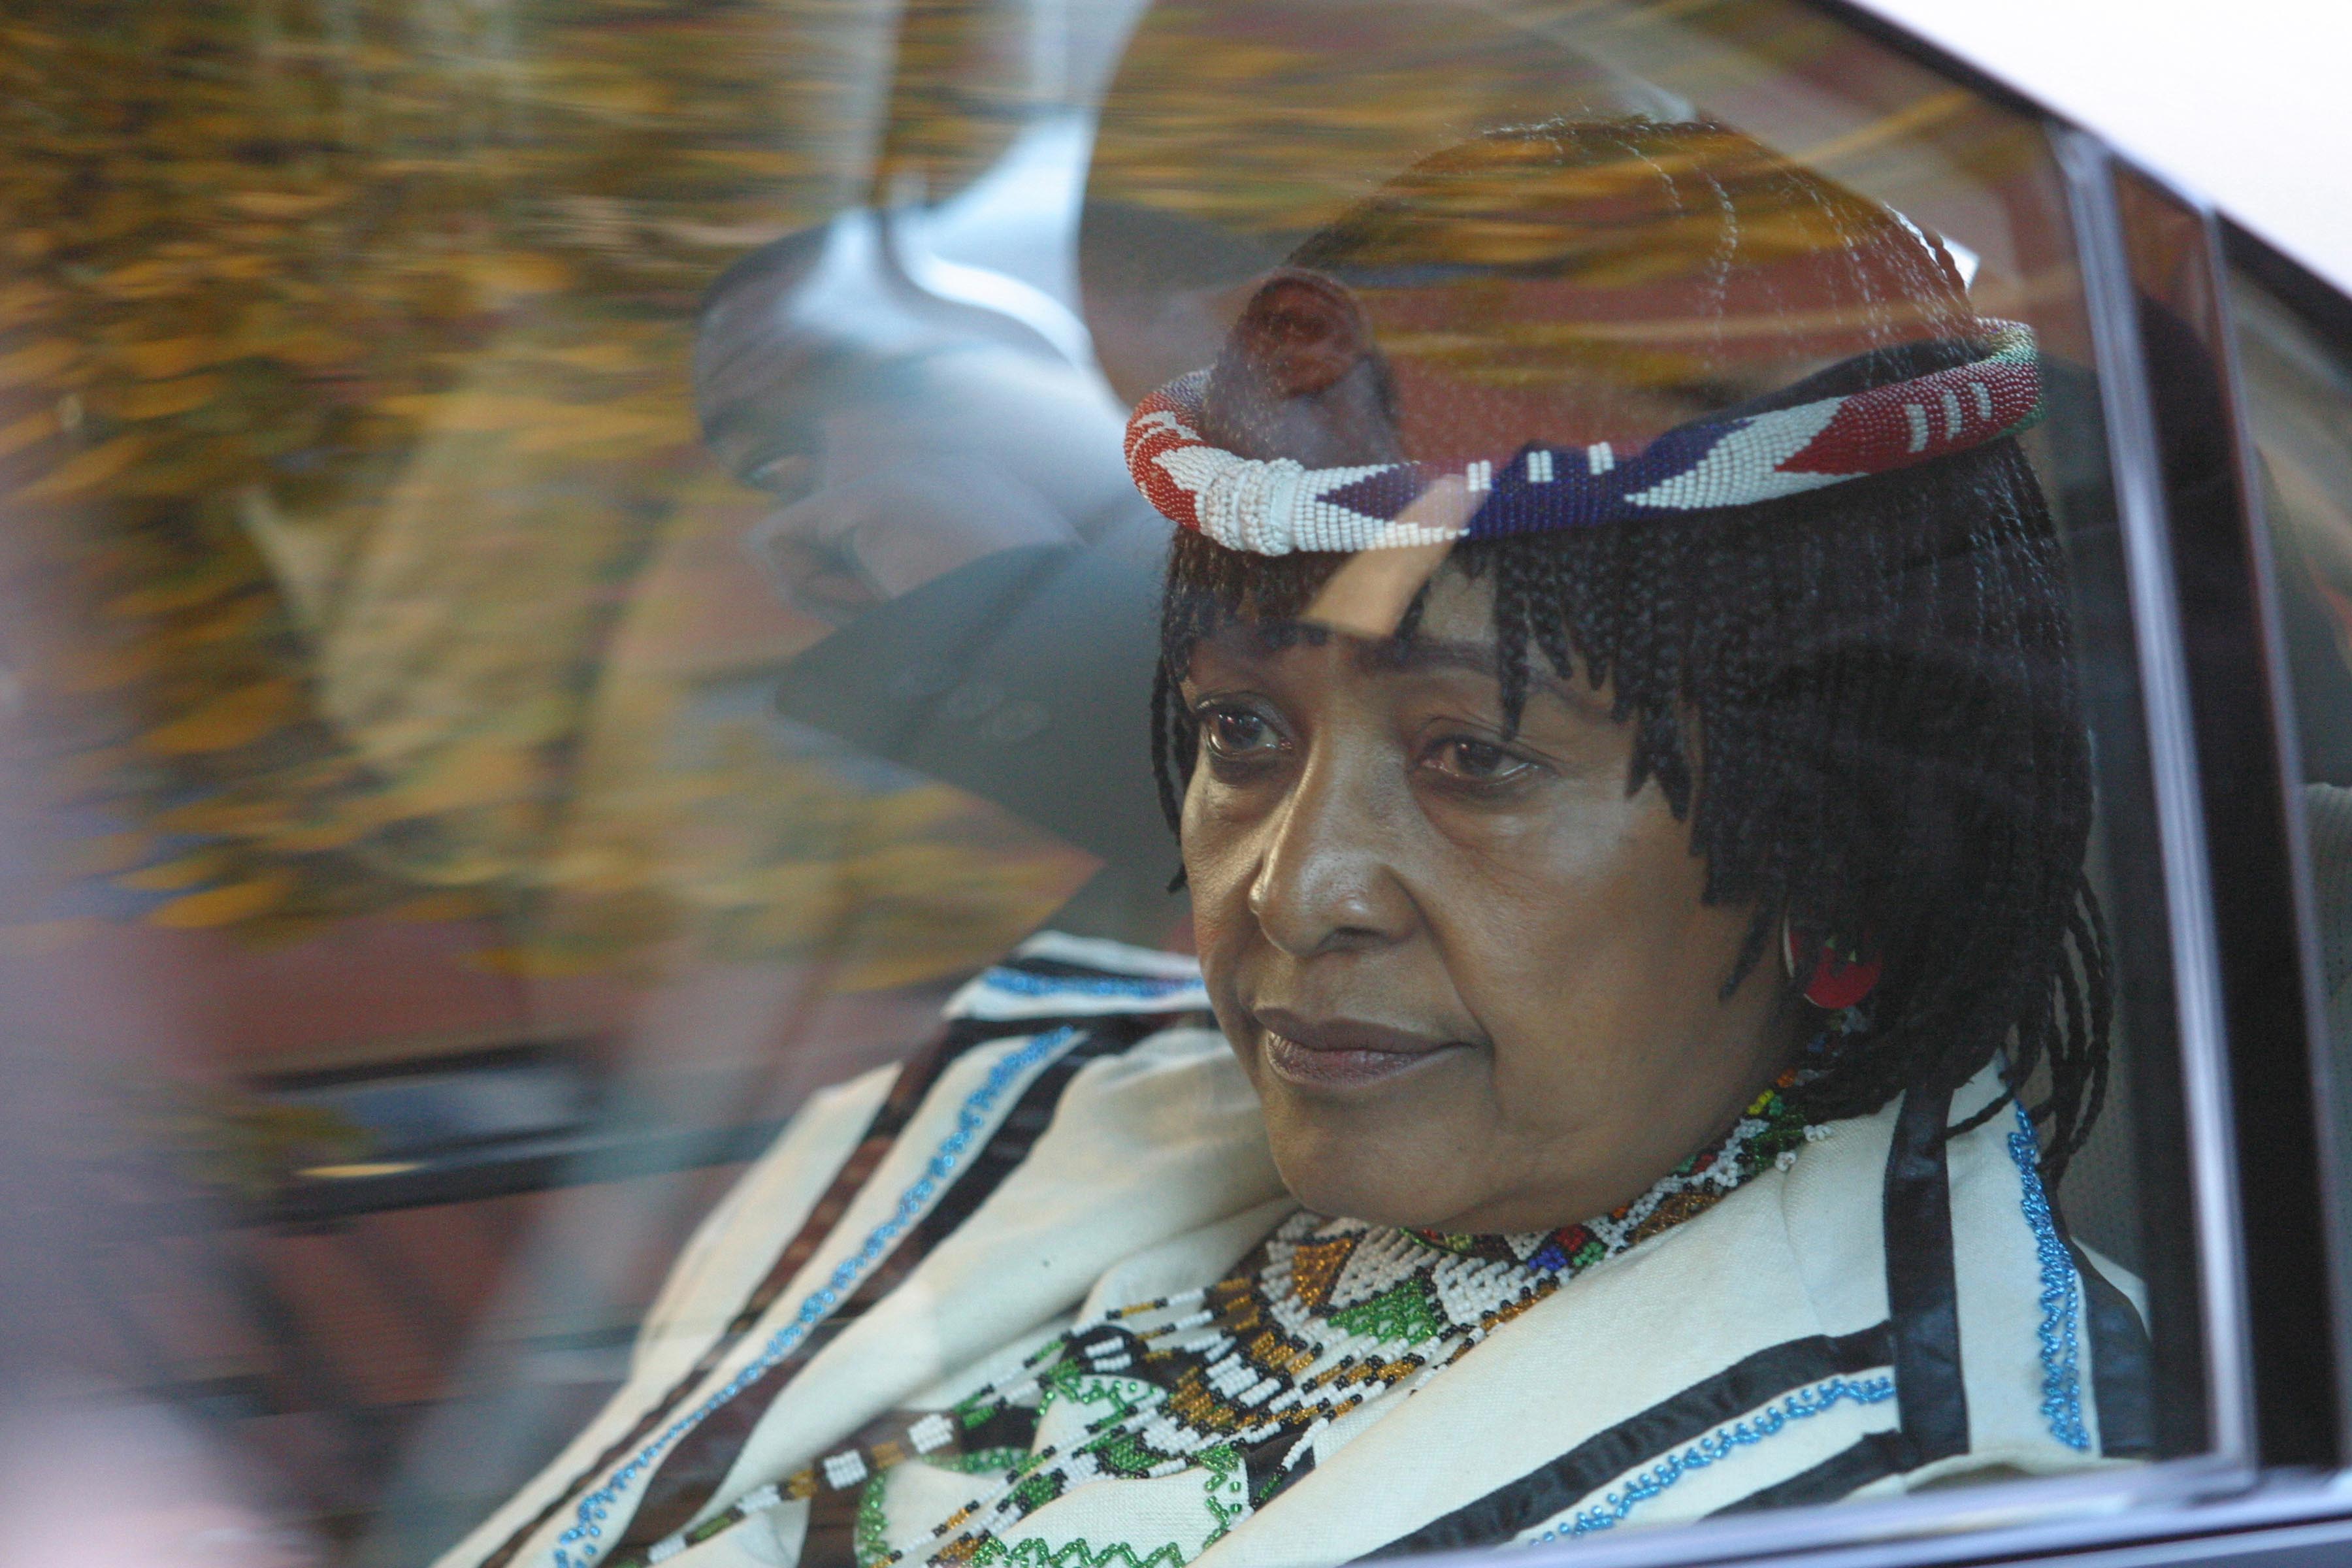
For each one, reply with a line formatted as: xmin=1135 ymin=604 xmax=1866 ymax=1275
xmin=1781 ymin=918 xmax=1882 ymax=1011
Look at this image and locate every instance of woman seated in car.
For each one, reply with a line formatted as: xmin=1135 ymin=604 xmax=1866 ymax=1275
xmin=445 ymin=117 xmax=2148 ymax=1568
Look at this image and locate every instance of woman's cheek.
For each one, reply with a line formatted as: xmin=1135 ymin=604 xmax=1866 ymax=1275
xmin=1439 ymin=835 xmax=1627 ymax=1086
xmin=1180 ymin=818 xmax=1256 ymax=970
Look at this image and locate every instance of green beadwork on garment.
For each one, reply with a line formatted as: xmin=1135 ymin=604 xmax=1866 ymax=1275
xmin=968 ymin=1537 xmax=1190 ymax=1568
xmin=857 ymin=1475 xmax=890 ymax=1568
xmin=763 ymin=1072 xmax=1832 ymax=1568
xmin=1011 ymin=1467 xmax=1064 ymax=1514
xmin=1198 ymin=1445 xmax=1245 ymax=1539
xmin=963 ymin=1446 xmax=1244 ymax=1568
xmin=1039 ymin=1364 xmax=1158 ymax=1424
xmin=1733 ymin=1084 xmax=1812 ymax=1176
xmin=1399 ymin=1228 xmax=1482 ymax=1258
xmin=1324 ymin=1275 xmax=1446 ymax=1345
xmin=1084 ymin=1429 xmax=1164 ymax=1480
xmin=857 ymin=1449 xmax=1028 ymax=1568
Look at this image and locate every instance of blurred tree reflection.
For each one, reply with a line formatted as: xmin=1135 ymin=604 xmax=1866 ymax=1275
xmin=0 ymin=0 xmax=1091 ymax=990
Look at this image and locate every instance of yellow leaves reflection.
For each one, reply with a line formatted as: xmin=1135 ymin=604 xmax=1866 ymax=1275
xmin=140 ymin=679 xmax=300 ymax=755
xmin=17 ymin=434 xmax=148 ymax=500
xmin=7 ymin=0 xmax=1084 ymax=985
xmin=101 ymin=374 xmax=225 ymax=421
xmin=0 ymin=338 xmax=80 ymax=384
xmin=113 ymin=336 xmax=242 ymax=381
xmin=67 ymin=828 xmax=154 ymax=878
xmin=150 ymin=870 xmax=297 ymax=928
xmin=118 ymin=849 xmax=235 ymax=892
xmin=463 ymin=252 xmax=580 ymax=301
xmin=0 ymin=408 xmax=61 ymax=458
xmin=221 ymin=190 xmax=346 ymax=221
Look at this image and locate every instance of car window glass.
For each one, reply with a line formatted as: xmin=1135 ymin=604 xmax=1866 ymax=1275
xmin=0 ymin=2 xmax=2221 ymax=1563
xmin=2226 ymin=248 xmax=2352 ymax=1425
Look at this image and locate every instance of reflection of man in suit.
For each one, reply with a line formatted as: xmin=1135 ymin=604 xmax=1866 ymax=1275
xmin=699 ymin=190 xmax=1279 ymax=945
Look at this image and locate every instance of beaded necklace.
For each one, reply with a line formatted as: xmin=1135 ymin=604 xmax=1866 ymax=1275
xmin=624 ymin=1077 xmax=1822 ymax=1568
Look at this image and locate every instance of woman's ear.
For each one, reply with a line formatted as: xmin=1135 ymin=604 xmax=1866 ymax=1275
xmin=1224 ymin=269 xmax=1370 ymax=397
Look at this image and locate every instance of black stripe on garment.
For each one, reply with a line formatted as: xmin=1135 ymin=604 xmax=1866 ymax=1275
xmin=476 ymin=1019 xmax=1011 ymax=1568
xmin=2070 ymin=1240 xmax=2155 ymax=1458
xmin=794 ymin=1475 xmax=870 ymax=1568
xmin=612 ymin=1015 xmax=1158 ymax=1553
xmin=1884 ymin=1085 xmax=1968 ymax=1466
xmin=1356 ymin=1324 xmax=1893 ymax=1558
xmin=477 ymin=999 xmax=1187 ymax=1568
xmin=1707 ymin=1430 xmax=1911 ymax=1515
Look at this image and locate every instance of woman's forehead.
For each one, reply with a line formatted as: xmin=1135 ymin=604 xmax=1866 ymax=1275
xmin=1198 ymin=563 xmax=1497 ymax=661
xmin=1187 ymin=567 xmax=1607 ymax=708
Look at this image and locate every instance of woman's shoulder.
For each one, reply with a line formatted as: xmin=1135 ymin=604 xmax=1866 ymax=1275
xmin=753 ymin=931 xmax=1230 ymax=1206
xmin=667 ymin=933 xmax=1241 ymax=1337
xmin=1774 ymin=1065 xmax=2152 ymax=1478
xmin=940 ymin=930 xmax=1211 ymax=1022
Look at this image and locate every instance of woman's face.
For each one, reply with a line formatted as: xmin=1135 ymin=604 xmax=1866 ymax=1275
xmin=1180 ymin=569 xmax=1802 ymax=1235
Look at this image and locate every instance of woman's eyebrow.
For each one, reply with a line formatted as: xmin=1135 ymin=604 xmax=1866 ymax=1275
xmin=1370 ymin=636 xmax=1505 ymax=679
xmin=1368 ymin=637 xmax=1610 ymax=714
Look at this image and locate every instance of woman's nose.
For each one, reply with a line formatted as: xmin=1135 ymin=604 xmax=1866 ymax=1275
xmin=1245 ymin=748 xmax=1415 ymax=956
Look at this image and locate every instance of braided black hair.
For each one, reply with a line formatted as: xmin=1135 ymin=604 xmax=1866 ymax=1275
xmin=1146 ymin=122 xmax=2114 ymax=1188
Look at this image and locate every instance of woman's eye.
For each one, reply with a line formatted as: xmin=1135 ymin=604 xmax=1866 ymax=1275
xmin=1198 ymin=705 xmax=1282 ymax=760
xmin=1426 ymin=736 xmax=1537 ymax=784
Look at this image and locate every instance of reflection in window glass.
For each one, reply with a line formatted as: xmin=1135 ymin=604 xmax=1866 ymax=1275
xmin=2232 ymin=260 xmax=2352 ymax=1234
xmin=0 ymin=3 xmax=2204 ymax=1565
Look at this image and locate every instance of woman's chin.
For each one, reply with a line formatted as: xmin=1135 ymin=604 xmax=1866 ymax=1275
xmin=1267 ymin=1141 xmax=1465 ymax=1230
xmin=1247 ymin=1046 xmax=1495 ymax=1226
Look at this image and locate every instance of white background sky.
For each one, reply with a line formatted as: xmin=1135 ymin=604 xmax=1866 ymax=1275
xmin=1853 ymin=0 xmax=2352 ymax=292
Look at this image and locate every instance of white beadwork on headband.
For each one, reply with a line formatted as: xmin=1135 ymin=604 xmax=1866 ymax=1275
xmin=1124 ymin=321 xmax=2041 ymax=555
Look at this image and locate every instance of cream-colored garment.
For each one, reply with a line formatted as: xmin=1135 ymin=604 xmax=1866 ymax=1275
xmin=442 ymin=978 xmax=2140 ymax=1568
xmin=853 ymin=1058 xmax=2136 ymax=1568
xmin=442 ymin=1019 xmax=1286 ymax=1568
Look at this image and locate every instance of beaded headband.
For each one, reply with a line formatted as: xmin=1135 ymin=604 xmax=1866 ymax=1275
xmin=1123 ymin=320 xmax=2040 ymax=556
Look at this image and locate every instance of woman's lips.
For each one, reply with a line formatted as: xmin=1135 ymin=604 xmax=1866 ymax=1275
xmin=1252 ymin=1009 xmax=1468 ymax=1090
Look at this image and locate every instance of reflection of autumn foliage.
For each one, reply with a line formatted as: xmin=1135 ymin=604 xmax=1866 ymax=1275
xmin=1088 ymin=0 xmax=2048 ymax=262
xmin=0 ymin=0 xmax=1088 ymax=982
xmin=0 ymin=0 xmax=2051 ymax=986
xmin=139 ymin=1083 xmax=376 ymax=1203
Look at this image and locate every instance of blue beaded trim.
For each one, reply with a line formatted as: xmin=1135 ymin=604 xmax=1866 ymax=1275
xmin=1533 ymin=1374 xmax=1897 ymax=1541
xmin=548 ymin=1026 xmax=1085 ymax=1568
xmin=979 ymin=967 xmax=1202 ymax=1000
xmin=2008 ymin=1102 xmax=2091 ymax=1452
